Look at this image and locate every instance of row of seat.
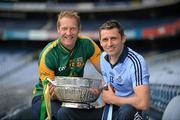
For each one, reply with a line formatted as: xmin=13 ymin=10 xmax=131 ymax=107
xmin=0 ymin=19 xmax=46 ymax=31
xmin=0 ymin=49 xmax=35 ymax=78
xmin=150 ymin=83 xmax=180 ymax=112
xmin=1 ymin=17 xmax=177 ymax=31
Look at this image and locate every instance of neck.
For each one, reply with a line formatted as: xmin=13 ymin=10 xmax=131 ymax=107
xmin=109 ymin=46 xmax=124 ymax=65
xmin=66 ymin=45 xmax=74 ymax=51
xmin=109 ymin=55 xmax=119 ymax=65
xmin=60 ymin=41 xmax=75 ymax=51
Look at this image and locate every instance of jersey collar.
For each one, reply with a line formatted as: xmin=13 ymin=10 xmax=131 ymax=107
xmin=58 ymin=37 xmax=80 ymax=54
xmin=104 ymin=46 xmax=128 ymax=68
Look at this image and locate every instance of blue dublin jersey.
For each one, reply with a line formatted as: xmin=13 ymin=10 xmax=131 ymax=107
xmin=100 ymin=47 xmax=149 ymax=97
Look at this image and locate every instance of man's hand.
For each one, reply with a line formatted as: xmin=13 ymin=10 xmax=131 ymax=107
xmin=48 ymin=83 xmax=57 ymax=100
xmin=102 ymin=84 xmax=115 ymax=104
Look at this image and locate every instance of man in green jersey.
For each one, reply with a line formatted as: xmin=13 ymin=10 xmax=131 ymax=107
xmin=32 ymin=10 xmax=103 ymax=120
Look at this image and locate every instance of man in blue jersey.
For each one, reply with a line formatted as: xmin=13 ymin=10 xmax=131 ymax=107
xmin=99 ymin=20 xmax=150 ymax=120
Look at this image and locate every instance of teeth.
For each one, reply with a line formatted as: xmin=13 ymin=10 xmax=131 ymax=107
xmin=65 ymin=36 xmax=73 ymax=39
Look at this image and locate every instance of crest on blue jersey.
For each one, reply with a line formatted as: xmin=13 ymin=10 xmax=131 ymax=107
xmin=115 ymin=75 xmax=124 ymax=84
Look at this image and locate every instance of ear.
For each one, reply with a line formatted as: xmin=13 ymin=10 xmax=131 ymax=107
xmin=100 ymin=42 xmax=103 ymax=47
xmin=57 ymin=29 xmax=60 ymax=33
xmin=99 ymin=39 xmax=103 ymax=46
xmin=122 ymin=35 xmax=127 ymax=43
xmin=79 ymin=25 xmax=81 ymax=33
xmin=57 ymin=27 xmax=60 ymax=33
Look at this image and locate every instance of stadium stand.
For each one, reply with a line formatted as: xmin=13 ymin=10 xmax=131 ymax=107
xmin=0 ymin=47 xmax=36 ymax=78
xmin=147 ymin=49 xmax=180 ymax=117
xmin=0 ymin=0 xmax=180 ymax=41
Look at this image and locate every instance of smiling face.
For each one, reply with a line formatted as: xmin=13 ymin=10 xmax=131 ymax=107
xmin=57 ymin=17 xmax=80 ymax=50
xmin=100 ymin=28 xmax=126 ymax=58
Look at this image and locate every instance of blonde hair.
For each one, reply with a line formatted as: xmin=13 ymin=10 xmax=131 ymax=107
xmin=57 ymin=10 xmax=81 ymax=30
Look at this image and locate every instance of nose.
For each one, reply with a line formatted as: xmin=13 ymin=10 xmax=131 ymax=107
xmin=107 ymin=39 xmax=112 ymax=46
xmin=66 ymin=28 xmax=71 ymax=35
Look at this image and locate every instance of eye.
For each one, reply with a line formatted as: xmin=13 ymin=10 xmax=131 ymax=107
xmin=101 ymin=38 xmax=108 ymax=42
xmin=111 ymin=37 xmax=117 ymax=41
xmin=61 ymin=27 xmax=67 ymax=31
xmin=71 ymin=27 xmax=78 ymax=31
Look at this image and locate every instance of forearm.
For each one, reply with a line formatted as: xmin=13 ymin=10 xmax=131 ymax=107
xmin=103 ymin=85 xmax=150 ymax=111
xmin=92 ymin=61 xmax=101 ymax=74
xmin=110 ymin=94 xmax=150 ymax=111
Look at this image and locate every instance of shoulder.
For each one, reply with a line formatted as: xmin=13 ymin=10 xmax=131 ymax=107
xmin=126 ymin=47 xmax=149 ymax=76
xmin=39 ymin=39 xmax=59 ymax=59
xmin=126 ymin=47 xmax=145 ymax=64
xmin=78 ymin=35 xmax=100 ymax=54
xmin=38 ymin=40 xmax=59 ymax=68
xmin=78 ymin=36 xmax=96 ymax=45
xmin=42 ymin=40 xmax=58 ymax=53
xmin=100 ymin=52 xmax=108 ymax=63
xmin=79 ymin=35 xmax=92 ymax=41
xmin=101 ymin=51 xmax=107 ymax=58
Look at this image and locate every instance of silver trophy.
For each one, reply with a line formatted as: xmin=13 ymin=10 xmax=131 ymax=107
xmin=48 ymin=76 xmax=104 ymax=109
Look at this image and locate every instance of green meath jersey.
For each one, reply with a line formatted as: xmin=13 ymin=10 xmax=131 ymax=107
xmin=33 ymin=36 xmax=101 ymax=97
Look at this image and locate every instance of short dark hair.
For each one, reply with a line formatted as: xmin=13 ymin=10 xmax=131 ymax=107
xmin=99 ymin=20 xmax=124 ymax=37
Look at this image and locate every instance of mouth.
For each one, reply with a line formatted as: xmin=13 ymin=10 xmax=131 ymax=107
xmin=64 ymin=35 xmax=74 ymax=40
xmin=107 ymin=47 xmax=114 ymax=52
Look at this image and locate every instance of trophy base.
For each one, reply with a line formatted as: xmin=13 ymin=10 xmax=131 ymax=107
xmin=61 ymin=102 xmax=94 ymax=109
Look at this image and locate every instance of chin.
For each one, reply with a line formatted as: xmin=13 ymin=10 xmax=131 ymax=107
xmin=109 ymin=52 xmax=117 ymax=57
xmin=65 ymin=42 xmax=74 ymax=47
xmin=107 ymin=51 xmax=114 ymax=54
xmin=63 ymin=39 xmax=74 ymax=44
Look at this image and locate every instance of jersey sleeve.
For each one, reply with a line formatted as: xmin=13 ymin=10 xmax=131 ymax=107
xmin=89 ymin=40 xmax=101 ymax=65
xmin=39 ymin=46 xmax=56 ymax=82
xmin=38 ymin=46 xmax=56 ymax=120
xmin=131 ymin=56 xmax=150 ymax=88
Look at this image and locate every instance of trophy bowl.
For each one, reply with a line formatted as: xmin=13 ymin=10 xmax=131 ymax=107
xmin=48 ymin=76 xmax=104 ymax=109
